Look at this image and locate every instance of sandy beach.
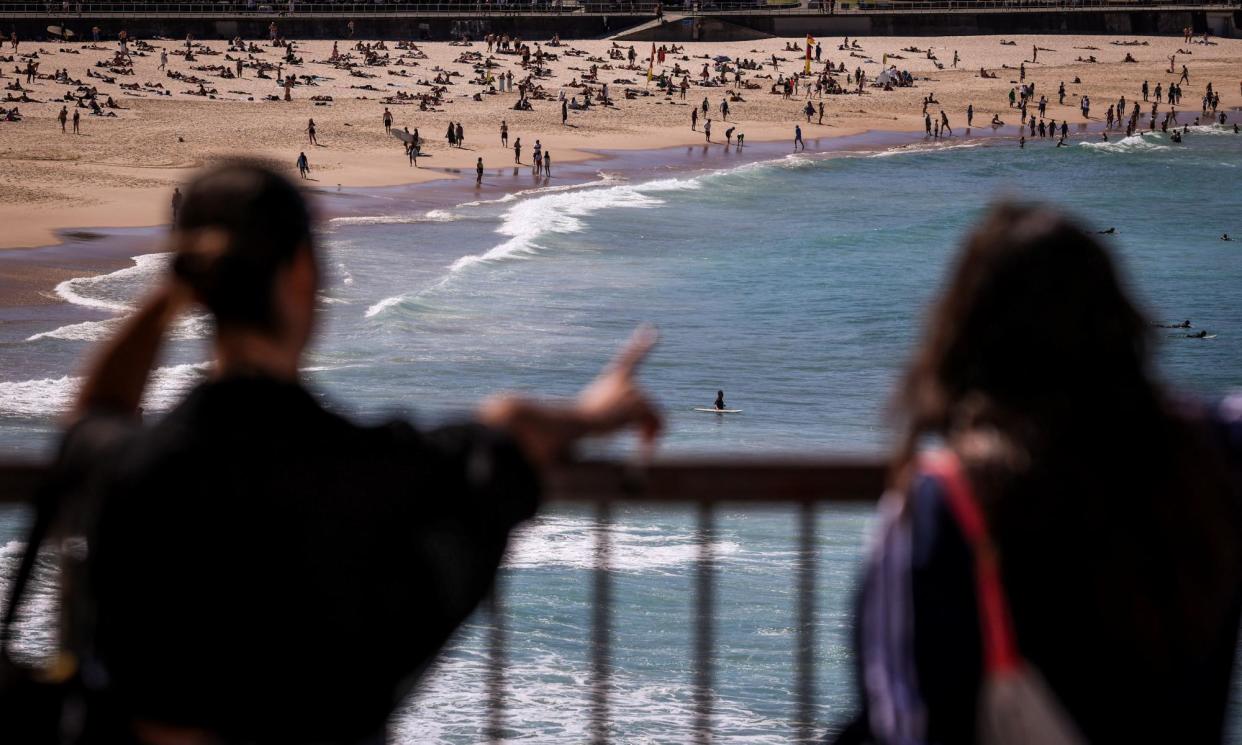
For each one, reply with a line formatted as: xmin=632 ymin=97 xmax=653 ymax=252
xmin=1 ymin=31 xmax=1240 ymax=252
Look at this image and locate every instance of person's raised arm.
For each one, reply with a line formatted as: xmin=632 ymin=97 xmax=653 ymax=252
xmin=70 ymin=280 xmax=188 ymax=423
xmin=478 ymin=326 xmax=662 ymax=467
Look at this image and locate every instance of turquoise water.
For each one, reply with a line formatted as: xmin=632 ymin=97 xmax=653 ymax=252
xmin=1 ymin=127 xmax=1241 ymax=741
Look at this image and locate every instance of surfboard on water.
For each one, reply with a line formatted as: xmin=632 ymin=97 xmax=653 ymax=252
xmin=390 ymin=129 xmax=416 ymax=144
xmin=694 ymin=407 xmax=742 ymax=414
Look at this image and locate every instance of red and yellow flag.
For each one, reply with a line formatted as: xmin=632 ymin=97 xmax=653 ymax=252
xmin=805 ymin=34 xmax=815 ymax=74
xmin=648 ymin=42 xmax=656 ymax=82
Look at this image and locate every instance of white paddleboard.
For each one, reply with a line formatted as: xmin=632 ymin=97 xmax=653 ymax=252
xmin=390 ymin=129 xmax=416 ymax=144
xmin=694 ymin=407 xmax=742 ymax=414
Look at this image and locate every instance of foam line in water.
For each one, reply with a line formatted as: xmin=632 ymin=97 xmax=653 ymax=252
xmin=866 ymin=139 xmax=988 ymax=158
xmin=504 ymin=514 xmax=740 ymax=573
xmin=329 ymin=209 xmax=461 ymax=227
xmin=52 ymin=253 xmax=170 ymax=313
xmin=1078 ymin=132 xmax=1170 ymax=153
xmin=449 ymin=176 xmax=702 ymax=272
xmin=27 ymin=314 xmax=210 ymax=343
xmin=0 ymin=362 xmax=212 ymax=419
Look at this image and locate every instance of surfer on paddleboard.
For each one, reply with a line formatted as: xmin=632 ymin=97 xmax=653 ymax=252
xmin=714 ymin=390 xmax=726 ymax=410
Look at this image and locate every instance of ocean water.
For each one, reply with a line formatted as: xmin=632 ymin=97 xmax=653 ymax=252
xmin=1 ymin=126 xmax=1241 ymax=742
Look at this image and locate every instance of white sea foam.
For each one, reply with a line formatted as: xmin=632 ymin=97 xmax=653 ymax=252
xmin=505 ymin=514 xmax=740 ymax=574
xmin=394 ymin=644 xmax=789 ymax=744
xmin=52 ymin=253 xmax=169 ymax=312
xmin=1078 ymin=133 xmax=1170 ymax=153
xmin=867 ymin=139 xmax=988 ymax=158
xmin=27 ymin=314 xmax=210 ymax=343
xmin=449 ymin=176 xmax=702 ymax=273
xmin=329 ymin=210 xmax=461 ymax=227
xmin=364 ymin=293 xmax=407 ymax=319
xmin=0 ymin=362 xmax=211 ymax=419
xmin=26 ymin=253 xmax=214 ymax=343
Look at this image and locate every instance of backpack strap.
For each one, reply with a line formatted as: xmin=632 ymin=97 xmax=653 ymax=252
xmin=1 ymin=480 xmax=62 ymax=653
xmin=920 ymin=451 xmax=1022 ymax=675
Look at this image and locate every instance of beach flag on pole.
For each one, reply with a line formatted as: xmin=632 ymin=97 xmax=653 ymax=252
xmin=805 ymin=34 xmax=815 ymax=74
xmin=648 ymin=42 xmax=656 ymax=83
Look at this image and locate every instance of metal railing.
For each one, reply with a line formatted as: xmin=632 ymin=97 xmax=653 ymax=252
xmin=0 ymin=0 xmax=1235 ymax=15
xmin=0 ymin=457 xmax=886 ymax=741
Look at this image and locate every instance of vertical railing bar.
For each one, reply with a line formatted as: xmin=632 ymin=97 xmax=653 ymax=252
xmin=485 ymin=576 xmax=506 ymax=744
xmin=794 ymin=500 xmax=816 ymax=743
xmin=692 ymin=503 xmax=715 ymax=743
xmin=590 ymin=500 xmax=612 ymax=744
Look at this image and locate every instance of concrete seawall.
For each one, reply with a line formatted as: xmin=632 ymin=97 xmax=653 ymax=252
xmin=0 ymin=8 xmax=1236 ymax=41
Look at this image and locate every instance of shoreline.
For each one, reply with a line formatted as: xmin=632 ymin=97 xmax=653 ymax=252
xmin=2 ymin=112 xmax=1230 ymax=315
xmin=4 ymin=33 xmax=1238 ymax=250
xmin=0 ymin=125 xmax=933 ymax=311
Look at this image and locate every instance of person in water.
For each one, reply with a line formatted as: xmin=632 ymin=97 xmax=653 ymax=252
xmin=46 ymin=161 xmax=662 ymax=744
xmin=1187 ymin=329 xmax=1210 ymax=338
xmin=715 ymin=390 xmax=726 ymax=410
xmin=836 ymin=202 xmax=1242 ymax=745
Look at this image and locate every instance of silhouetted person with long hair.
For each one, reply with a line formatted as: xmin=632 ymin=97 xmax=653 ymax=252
xmin=53 ymin=161 xmax=661 ymax=744
xmin=836 ymin=202 xmax=1242 ymax=745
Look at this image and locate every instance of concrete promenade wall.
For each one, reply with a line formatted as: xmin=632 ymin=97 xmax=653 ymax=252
xmin=0 ymin=8 xmax=1237 ymax=40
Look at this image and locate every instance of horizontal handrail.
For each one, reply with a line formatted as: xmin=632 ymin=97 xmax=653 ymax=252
xmin=0 ymin=458 xmax=887 ymax=507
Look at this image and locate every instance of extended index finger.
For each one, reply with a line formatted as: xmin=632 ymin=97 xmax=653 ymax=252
xmin=612 ymin=324 xmax=659 ymax=376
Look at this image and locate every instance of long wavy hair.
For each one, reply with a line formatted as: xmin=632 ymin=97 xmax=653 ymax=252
xmin=893 ymin=203 xmax=1240 ymax=730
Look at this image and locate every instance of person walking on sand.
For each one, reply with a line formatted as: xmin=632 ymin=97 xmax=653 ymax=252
xmin=159 ymin=49 xmax=167 ymax=71
xmin=170 ymin=187 xmax=182 ymax=221
xmin=306 ymin=118 xmax=317 ymax=146
xmin=58 ymin=105 xmax=68 ymax=133
xmin=543 ymin=151 xmax=551 ymax=178
xmin=382 ymin=107 xmax=392 ymax=133
xmin=562 ymin=98 xmax=568 ymax=126
xmin=940 ymin=110 xmax=952 ymax=136
xmin=236 ymin=58 xmax=243 ymax=79
xmin=704 ymin=118 xmax=711 ymax=142
xmin=72 ymin=108 xmax=80 ymax=135
xmin=794 ymin=124 xmax=804 ymax=151
xmin=446 ymin=121 xmax=456 ymax=147
xmin=476 ymin=157 xmax=483 ymax=186
xmin=691 ymin=107 xmax=698 ymax=131
xmin=296 ymin=151 xmax=309 ymax=178
xmin=818 ymin=101 xmax=825 ymax=125
xmin=514 ymin=137 xmax=522 ymax=164
xmin=501 ymin=120 xmax=509 ymax=147
xmin=456 ymin=122 xmax=465 ymax=149
xmin=967 ymin=103 xmax=974 ymax=127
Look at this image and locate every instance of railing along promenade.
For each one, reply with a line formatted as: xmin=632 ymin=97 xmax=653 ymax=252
xmin=0 ymin=0 xmax=1236 ymax=17
xmin=0 ymin=457 xmax=886 ymax=742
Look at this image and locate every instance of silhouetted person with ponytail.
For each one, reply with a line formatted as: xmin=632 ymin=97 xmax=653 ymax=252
xmin=54 ymin=161 xmax=661 ymax=745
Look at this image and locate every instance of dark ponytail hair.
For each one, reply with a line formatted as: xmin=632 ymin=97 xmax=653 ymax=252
xmin=172 ymin=161 xmax=313 ymax=334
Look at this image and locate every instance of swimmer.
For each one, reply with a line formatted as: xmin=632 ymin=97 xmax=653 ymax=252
xmin=714 ymin=390 xmax=726 ymax=410
xmin=1154 ymin=320 xmax=1192 ymax=328
xmin=1097 ymin=227 xmax=1116 ymax=234
xmin=1186 ymin=330 xmax=1209 ymax=338
xmin=1222 ymin=234 xmax=1233 ymax=241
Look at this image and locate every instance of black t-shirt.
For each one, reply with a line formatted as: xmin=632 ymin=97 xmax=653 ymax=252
xmin=56 ymin=376 xmax=539 ymax=743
